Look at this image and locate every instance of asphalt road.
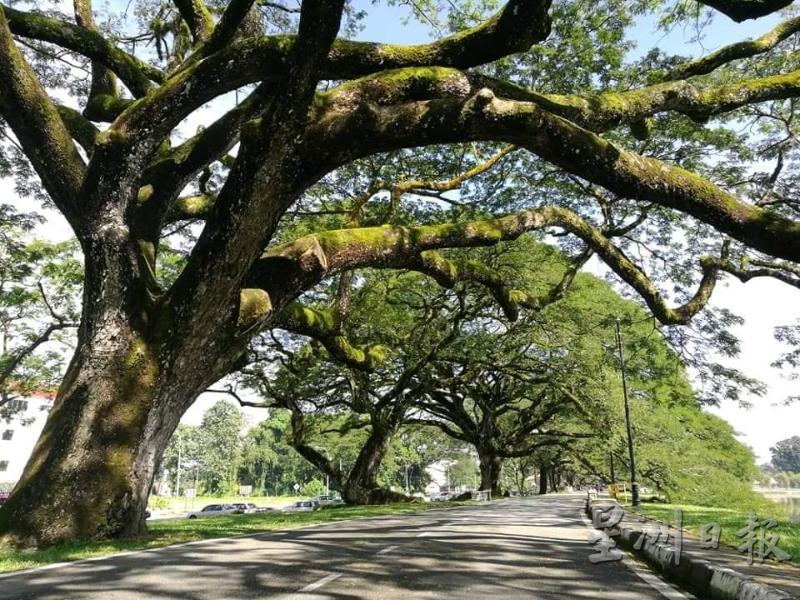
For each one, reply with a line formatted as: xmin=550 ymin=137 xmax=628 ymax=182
xmin=0 ymin=495 xmax=691 ymax=599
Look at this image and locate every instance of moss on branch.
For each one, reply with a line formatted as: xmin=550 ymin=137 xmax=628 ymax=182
xmin=254 ymin=205 xmax=717 ymax=326
xmin=173 ymin=0 xmax=215 ymax=43
xmin=471 ymin=68 xmax=800 ymax=131
xmin=302 ymin=82 xmax=800 ymax=263
xmin=276 ymin=302 xmax=387 ymax=370
xmin=0 ymin=7 xmax=86 ymax=231
xmin=665 ymin=15 xmax=800 ymax=80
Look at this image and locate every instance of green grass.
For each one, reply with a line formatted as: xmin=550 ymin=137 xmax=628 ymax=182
xmin=147 ymin=495 xmax=304 ymax=512
xmin=0 ymin=501 xmax=469 ymax=574
xmin=629 ymin=502 xmax=800 ymax=563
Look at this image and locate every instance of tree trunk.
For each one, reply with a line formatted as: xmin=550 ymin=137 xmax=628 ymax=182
xmin=478 ymin=450 xmax=503 ymax=497
xmin=0 ymin=326 xmax=196 ymax=546
xmin=342 ymin=425 xmax=395 ymax=504
xmin=538 ymin=463 xmax=549 ymax=495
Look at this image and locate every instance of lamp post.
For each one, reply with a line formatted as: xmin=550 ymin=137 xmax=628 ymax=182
xmin=615 ymin=319 xmax=640 ymax=507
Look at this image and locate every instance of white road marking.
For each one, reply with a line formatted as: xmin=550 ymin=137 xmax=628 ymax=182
xmin=417 ymin=531 xmax=432 ymax=537
xmin=377 ymin=545 xmax=398 ymax=554
xmin=580 ymin=512 xmax=693 ymax=600
xmin=297 ymin=572 xmax=342 ymax=593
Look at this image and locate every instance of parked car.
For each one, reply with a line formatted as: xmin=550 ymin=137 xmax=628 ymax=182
xmin=311 ymin=495 xmax=344 ymax=507
xmin=431 ymin=492 xmax=453 ymax=502
xmin=187 ymin=504 xmax=242 ymax=519
xmin=232 ymin=502 xmax=259 ymax=514
xmin=284 ymin=500 xmax=318 ymax=512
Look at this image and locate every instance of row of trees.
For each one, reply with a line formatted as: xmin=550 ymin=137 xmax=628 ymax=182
xmin=199 ymin=236 xmax=762 ymax=506
xmin=160 ymin=401 xmax=475 ymax=497
xmin=1 ymin=0 xmax=799 ymax=546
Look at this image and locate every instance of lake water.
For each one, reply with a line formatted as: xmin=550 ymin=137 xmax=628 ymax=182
xmin=769 ymin=495 xmax=800 ymax=522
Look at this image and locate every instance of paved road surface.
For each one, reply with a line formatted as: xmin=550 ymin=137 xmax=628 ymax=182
xmin=0 ymin=495 xmax=690 ymax=599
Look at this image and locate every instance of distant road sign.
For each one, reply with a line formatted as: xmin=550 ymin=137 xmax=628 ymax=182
xmin=185 ymin=488 xmax=196 ymax=498
xmin=239 ymin=485 xmax=253 ymax=496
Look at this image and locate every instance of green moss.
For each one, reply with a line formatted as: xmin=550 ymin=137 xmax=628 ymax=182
xmin=366 ymin=345 xmax=389 ymax=365
xmin=238 ymin=289 xmax=273 ymax=331
xmin=295 ymin=305 xmax=335 ymax=330
xmin=125 ymin=336 xmax=151 ymax=370
xmin=174 ymin=194 xmax=213 ymax=216
xmin=137 ymin=184 xmax=154 ymax=204
xmin=314 ymin=66 xmax=468 ymax=115
xmin=420 ymin=251 xmax=458 ymax=282
xmin=334 ymin=337 xmax=366 ymax=364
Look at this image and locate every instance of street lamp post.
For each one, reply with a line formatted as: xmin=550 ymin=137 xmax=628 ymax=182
xmin=175 ymin=429 xmax=182 ymax=498
xmin=615 ymin=319 xmax=640 ymax=507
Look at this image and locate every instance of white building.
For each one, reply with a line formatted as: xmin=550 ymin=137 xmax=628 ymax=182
xmin=0 ymin=393 xmax=54 ymax=487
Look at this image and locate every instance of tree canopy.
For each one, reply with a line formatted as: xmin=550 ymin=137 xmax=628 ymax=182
xmin=771 ymin=435 xmax=800 ymax=473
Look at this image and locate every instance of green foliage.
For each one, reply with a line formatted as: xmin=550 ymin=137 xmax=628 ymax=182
xmin=197 ymin=400 xmax=245 ymax=495
xmin=301 ymin=479 xmax=325 ymax=496
xmin=0 ymin=211 xmax=80 ymax=420
xmin=161 ymin=401 xmax=246 ymax=497
xmin=771 ymin=436 xmax=800 ymax=473
xmin=575 ymin=400 xmax=764 ymax=509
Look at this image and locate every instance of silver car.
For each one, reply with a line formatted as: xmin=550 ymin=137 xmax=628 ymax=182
xmin=284 ymin=500 xmax=318 ymax=512
xmin=311 ymin=495 xmax=344 ymax=507
xmin=187 ymin=504 xmax=241 ymax=519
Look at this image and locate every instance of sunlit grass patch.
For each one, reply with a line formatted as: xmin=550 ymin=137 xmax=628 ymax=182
xmin=631 ymin=503 xmax=799 ymax=563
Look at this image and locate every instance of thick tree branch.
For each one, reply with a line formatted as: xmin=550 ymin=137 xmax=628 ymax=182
xmin=698 ymin=0 xmax=793 ymax=22
xmin=274 ymin=301 xmax=387 ymax=370
xmin=250 ymin=207 xmax=720 ymax=326
xmin=302 ymin=80 xmax=800 ymax=263
xmin=73 ymin=0 xmax=118 ymax=114
xmin=665 ymin=16 xmax=800 ymax=81
xmin=118 ymin=0 xmax=551 ymax=139
xmin=468 ymin=67 xmax=800 ymax=132
xmin=0 ymin=7 xmax=86 ymax=232
xmin=55 ymin=105 xmax=100 ymax=155
xmin=202 ymin=0 xmax=258 ymax=57
xmin=1 ymin=4 xmax=161 ymax=96
xmin=173 ymin=0 xmax=215 ymax=44
xmin=139 ymin=85 xmax=271 ymax=234
xmin=327 ymin=0 xmax=552 ymax=74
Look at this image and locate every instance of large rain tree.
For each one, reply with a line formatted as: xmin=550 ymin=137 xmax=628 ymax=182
xmin=1 ymin=0 xmax=800 ymax=546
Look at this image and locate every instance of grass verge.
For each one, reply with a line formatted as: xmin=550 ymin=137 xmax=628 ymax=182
xmin=0 ymin=501 xmax=467 ymax=574
xmin=147 ymin=495 xmax=304 ymax=512
xmin=630 ymin=502 xmax=799 ymax=563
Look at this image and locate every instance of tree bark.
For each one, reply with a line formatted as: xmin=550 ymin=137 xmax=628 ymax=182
xmin=478 ymin=450 xmax=503 ymax=497
xmin=0 ymin=223 xmax=234 ymax=546
xmin=0 ymin=326 xmax=194 ymax=546
xmin=342 ymin=425 xmax=396 ymax=504
xmin=538 ymin=463 xmax=549 ymax=495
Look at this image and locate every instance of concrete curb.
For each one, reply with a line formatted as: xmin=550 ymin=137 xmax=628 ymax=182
xmin=586 ymin=500 xmax=796 ymax=600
